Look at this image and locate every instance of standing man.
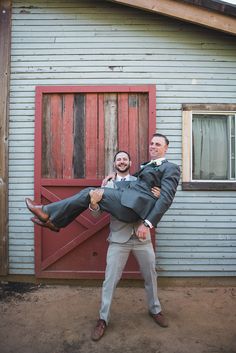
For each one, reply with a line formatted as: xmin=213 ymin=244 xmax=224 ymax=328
xmin=26 ymin=133 xmax=180 ymax=241
xmin=89 ymin=151 xmax=167 ymax=342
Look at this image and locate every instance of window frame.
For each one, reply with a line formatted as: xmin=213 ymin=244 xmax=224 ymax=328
xmin=182 ymin=104 xmax=236 ymax=191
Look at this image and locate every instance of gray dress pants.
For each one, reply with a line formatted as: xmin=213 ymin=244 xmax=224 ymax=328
xmin=99 ymin=236 xmax=162 ymax=324
xmin=44 ymin=187 xmax=140 ymax=228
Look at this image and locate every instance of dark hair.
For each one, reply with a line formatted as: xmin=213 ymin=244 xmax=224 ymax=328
xmin=113 ymin=150 xmax=131 ymax=162
xmin=153 ymin=133 xmax=169 ymax=146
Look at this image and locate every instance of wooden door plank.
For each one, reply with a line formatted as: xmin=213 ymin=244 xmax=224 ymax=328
xmin=51 ymin=94 xmax=63 ymax=178
xmin=98 ymin=94 xmax=105 ymax=178
xmin=85 ymin=94 xmax=98 ymax=178
xmin=42 ymin=94 xmax=51 ymax=178
xmin=62 ymin=94 xmax=74 ymax=178
xmin=138 ymin=93 xmax=149 ymax=164
xmin=118 ymin=93 xmax=129 ymax=151
xmin=73 ymin=94 xmax=85 ymax=178
xmin=104 ymin=93 xmax=118 ymax=175
xmin=128 ymin=94 xmax=139 ymax=173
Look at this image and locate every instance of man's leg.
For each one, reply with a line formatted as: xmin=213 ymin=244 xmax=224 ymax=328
xmin=91 ymin=241 xmax=131 ymax=341
xmin=33 ymin=187 xmax=139 ymax=228
xmin=132 ymin=240 xmax=161 ymax=314
xmin=99 ymin=242 xmax=131 ymax=324
xmin=132 ymin=239 xmax=168 ymax=327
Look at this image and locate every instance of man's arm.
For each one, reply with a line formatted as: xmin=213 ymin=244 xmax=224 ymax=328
xmin=143 ymin=164 xmax=180 ymax=228
xmin=89 ymin=189 xmax=104 ymax=218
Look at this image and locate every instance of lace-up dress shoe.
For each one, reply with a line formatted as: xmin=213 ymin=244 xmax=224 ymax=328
xmin=91 ymin=319 xmax=107 ymax=341
xmin=149 ymin=311 xmax=168 ymax=328
xmin=31 ymin=217 xmax=59 ymax=232
xmin=25 ymin=198 xmax=49 ymax=222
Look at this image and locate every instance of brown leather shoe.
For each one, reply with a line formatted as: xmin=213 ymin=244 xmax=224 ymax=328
xmin=25 ymin=198 xmax=49 ymax=223
xmin=31 ymin=217 xmax=60 ymax=232
xmin=149 ymin=311 xmax=168 ymax=328
xmin=91 ymin=319 xmax=107 ymax=341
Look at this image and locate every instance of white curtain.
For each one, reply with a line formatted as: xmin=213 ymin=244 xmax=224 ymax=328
xmin=192 ymin=115 xmax=228 ymax=180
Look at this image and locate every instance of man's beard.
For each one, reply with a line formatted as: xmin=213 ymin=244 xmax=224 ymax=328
xmin=115 ymin=164 xmax=130 ymax=173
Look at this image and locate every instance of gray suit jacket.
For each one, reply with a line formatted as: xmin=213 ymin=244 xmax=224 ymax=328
xmin=119 ymin=160 xmax=180 ymax=227
xmin=92 ymin=176 xmax=151 ymax=243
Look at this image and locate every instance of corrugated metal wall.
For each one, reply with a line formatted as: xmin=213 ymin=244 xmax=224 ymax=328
xmin=9 ymin=0 xmax=236 ymax=276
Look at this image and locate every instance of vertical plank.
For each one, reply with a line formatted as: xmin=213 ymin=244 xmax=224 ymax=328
xmin=50 ymin=94 xmax=63 ymax=178
xmin=62 ymin=94 xmax=74 ymax=178
xmin=85 ymin=94 xmax=98 ymax=178
xmin=138 ymin=93 xmax=149 ymax=165
xmin=0 ymin=0 xmax=11 ymax=276
xmin=73 ymin=94 xmax=85 ymax=178
xmin=118 ymin=93 xmax=129 ymax=151
xmin=182 ymin=110 xmax=192 ymax=182
xmin=98 ymin=94 xmax=105 ymax=178
xmin=104 ymin=93 xmax=118 ymax=175
xmin=128 ymin=94 xmax=139 ymax=173
xmin=42 ymin=94 xmax=51 ymax=178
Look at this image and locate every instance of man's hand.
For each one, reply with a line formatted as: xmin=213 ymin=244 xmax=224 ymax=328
xmin=151 ymin=186 xmax=161 ymax=198
xmin=101 ymin=172 xmax=116 ymax=186
xmin=136 ymin=223 xmax=149 ymax=240
xmin=89 ymin=189 xmax=104 ymax=210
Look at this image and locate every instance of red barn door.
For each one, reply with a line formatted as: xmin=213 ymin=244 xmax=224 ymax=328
xmin=34 ymin=85 xmax=156 ymax=279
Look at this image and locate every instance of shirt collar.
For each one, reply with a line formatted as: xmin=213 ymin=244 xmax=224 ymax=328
xmin=116 ymin=174 xmax=131 ymax=181
xmin=149 ymin=157 xmax=166 ymax=165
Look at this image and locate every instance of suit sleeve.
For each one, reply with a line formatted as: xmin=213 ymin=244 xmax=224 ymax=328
xmin=146 ymin=164 xmax=180 ymax=227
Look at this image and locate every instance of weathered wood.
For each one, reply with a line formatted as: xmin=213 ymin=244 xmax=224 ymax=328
xmin=51 ymin=94 xmax=63 ymax=178
xmin=182 ymin=110 xmax=192 ymax=183
xmin=62 ymin=94 xmax=74 ymax=179
xmin=97 ymin=94 xmax=105 ymax=178
xmin=128 ymin=94 xmax=139 ymax=172
xmin=108 ymin=0 xmax=236 ymax=35
xmin=118 ymin=93 xmax=129 ymax=154
xmin=73 ymin=94 xmax=85 ymax=178
xmin=0 ymin=0 xmax=11 ymax=276
xmin=104 ymin=93 xmax=118 ymax=175
xmin=42 ymin=94 xmax=51 ymax=178
xmin=183 ymin=104 xmax=236 ymax=111
xmin=182 ymin=182 xmax=236 ymax=191
xmin=85 ymin=94 xmax=98 ymax=178
xmin=138 ymin=93 xmax=149 ymax=165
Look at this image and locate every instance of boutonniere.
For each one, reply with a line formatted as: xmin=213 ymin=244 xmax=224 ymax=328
xmin=140 ymin=159 xmax=166 ymax=170
xmin=151 ymin=159 xmax=164 ymax=167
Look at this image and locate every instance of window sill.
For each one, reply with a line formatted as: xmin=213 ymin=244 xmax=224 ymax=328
xmin=182 ymin=182 xmax=236 ymax=191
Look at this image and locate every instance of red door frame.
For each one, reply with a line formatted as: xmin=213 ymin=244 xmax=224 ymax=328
xmin=34 ymin=85 xmax=156 ymax=278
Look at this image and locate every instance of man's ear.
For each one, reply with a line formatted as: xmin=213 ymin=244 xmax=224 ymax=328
xmin=129 ymin=160 xmax=132 ymax=167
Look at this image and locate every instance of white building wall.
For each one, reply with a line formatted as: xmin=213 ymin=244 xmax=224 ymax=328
xmin=9 ymin=0 xmax=236 ymax=275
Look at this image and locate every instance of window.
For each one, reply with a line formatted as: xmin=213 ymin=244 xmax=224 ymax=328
xmin=182 ymin=104 xmax=236 ymax=190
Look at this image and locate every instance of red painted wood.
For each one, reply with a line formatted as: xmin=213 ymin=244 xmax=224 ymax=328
xmin=118 ymin=93 xmax=129 ymax=151
xmin=98 ymin=94 xmax=105 ymax=178
xmin=34 ymin=85 xmax=156 ymax=279
xmin=148 ymin=85 xmax=157 ymax=139
xmin=62 ymin=94 xmax=74 ymax=178
xmin=139 ymin=94 xmax=149 ymax=163
xmin=51 ymin=94 xmax=63 ymax=178
xmin=85 ymin=94 xmax=98 ymax=178
xmin=36 ymin=85 xmax=155 ymax=95
xmin=128 ymin=94 xmax=139 ymax=173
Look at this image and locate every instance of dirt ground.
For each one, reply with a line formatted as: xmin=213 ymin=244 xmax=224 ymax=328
xmin=0 ymin=282 xmax=236 ymax=353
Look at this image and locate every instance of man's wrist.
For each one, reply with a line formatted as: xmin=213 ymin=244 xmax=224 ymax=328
xmin=89 ymin=203 xmax=100 ymax=211
xmin=143 ymin=219 xmax=153 ymax=229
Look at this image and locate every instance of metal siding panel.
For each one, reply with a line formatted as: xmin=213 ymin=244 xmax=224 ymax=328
xmin=9 ymin=0 xmax=236 ymax=276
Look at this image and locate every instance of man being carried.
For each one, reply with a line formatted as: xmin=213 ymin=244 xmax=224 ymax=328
xmin=26 ymin=133 xmax=180 ymax=240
